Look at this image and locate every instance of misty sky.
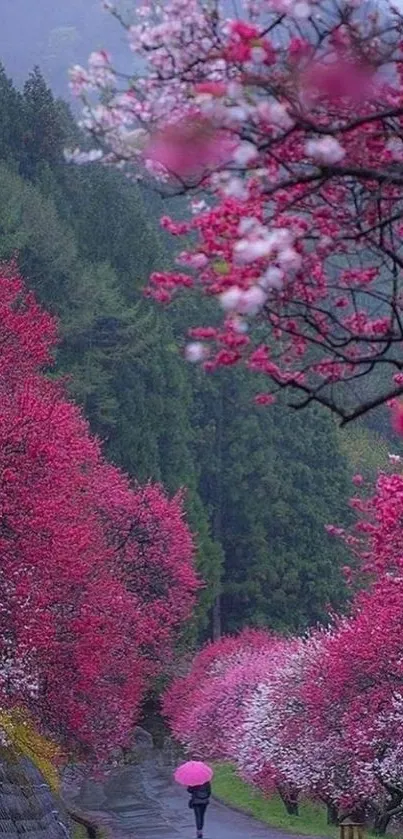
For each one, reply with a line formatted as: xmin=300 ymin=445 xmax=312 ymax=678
xmin=0 ymin=0 xmax=131 ymax=96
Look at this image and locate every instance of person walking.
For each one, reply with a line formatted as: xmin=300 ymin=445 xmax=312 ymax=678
xmin=187 ymin=780 xmax=211 ymax=838
xmin=174 ymin=760 xmax=213 ymax=839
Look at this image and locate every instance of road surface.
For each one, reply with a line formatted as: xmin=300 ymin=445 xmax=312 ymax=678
xmin=68 ymin=756 xmax=314 ymax=839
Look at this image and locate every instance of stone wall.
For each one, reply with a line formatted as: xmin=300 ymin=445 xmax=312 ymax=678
xmin=0 ymin=753 xmax=71 ymax=838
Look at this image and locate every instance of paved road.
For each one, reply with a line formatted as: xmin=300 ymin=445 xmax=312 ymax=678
xmin=68 ymin=757 xmax=312 ymax=839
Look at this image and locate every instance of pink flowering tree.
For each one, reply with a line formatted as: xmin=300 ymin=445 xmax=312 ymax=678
xmin=162 ymin=628 xmax=276 ymax=753
xmin=307 ymin=467 xmax=403 ymax=828
xmin=236 ymin=636 xmax=306 ymax=814
xmin=164 ymin=630 xmax=305 ymax=813
xmin=165 ymin=612 xmax=403 ymax=829
xmin=170 ymin=647 xmax=280 ymax=762
xmin=300 ymin=587 xmax=403 ymax=830
xmin=0 ymin=263 xmax=199 ymax=762
xmin=234 ymin=630 xmax=361 ymax=820
xmin=70 ymin=0 xmax=403 ymax=423
xmin=163 ymin=463 xmax=403 ymax=830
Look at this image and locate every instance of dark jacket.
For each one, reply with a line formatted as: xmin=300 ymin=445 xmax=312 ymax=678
xmin=187 ymin=781 xmax=211 ymax=807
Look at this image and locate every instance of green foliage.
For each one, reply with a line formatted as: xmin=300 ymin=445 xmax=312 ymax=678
xmin=0 ymin=65 xmax=24 ymax=163
xmin=0 ymin=710 xmax=60 ymax=793
xmin=0 ymin=62 xmax=354 ymax=641
xmin=72 ymin=823 xmax=106 ymax=839
xmin=190 ymin=369 xmax=351 ymax=633
xmin=337 ymin=424 xmax=393 ymax=480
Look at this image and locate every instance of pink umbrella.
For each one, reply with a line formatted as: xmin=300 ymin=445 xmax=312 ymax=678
xmin=174 ymin=760 xmax=213 ymax=786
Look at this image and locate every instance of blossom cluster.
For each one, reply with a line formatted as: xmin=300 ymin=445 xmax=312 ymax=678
xmin=72 ymin=0 xmax=403 ymax=422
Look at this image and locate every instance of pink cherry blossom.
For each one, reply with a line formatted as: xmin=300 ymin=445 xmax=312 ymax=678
xmin=234 ymin=239 xmax=273 ymax=264
xmin=239 ymin=286 xmax=268 ymax=315
xmin=305 ymin=136 xmax=345 ymax=165
xmin=255 ymin=393 xmax=276 ymax=405
xmin=195 ymin=82 xmax=227 ymax=97
xmin=219 ymin=287 xmax=244 ymax=312
xmin=392 ymin=401 xmax=403 ymax=436
xmin=278 ymin=248 xmax=302 ymax=272
xmin=185 ymin=342 xmax=208 ymax=362
xmin=146 ymin=119 xmax=232 ymax=179
xmin=69 ymin=65 xmax=91 ymax=96
xmin=232 ymin=142 xmax=258 ymax=166
xmin=260 ymin=267 xmax=284 ymax=290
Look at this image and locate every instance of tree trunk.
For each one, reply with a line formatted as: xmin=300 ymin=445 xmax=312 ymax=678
xmin=284 ymin=798 xmax=299 ymax=817
xmin=373 ymin=787 xmax=403 ymax=834
xmin=211 ymin=385 xmax=223 ymax=641
xmin=212 ymin=595 xmax=221 ymax=641
xmin=373 ymin=812 xmax=391 ymax=835
xmin=277 ymin=784 xmax=299 ymax=816
xmin=326 ymin=803 xmax=339 ymax=825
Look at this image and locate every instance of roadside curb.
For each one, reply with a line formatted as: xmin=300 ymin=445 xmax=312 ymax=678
xmin=64 ymin=802 xmax=104 ymax=838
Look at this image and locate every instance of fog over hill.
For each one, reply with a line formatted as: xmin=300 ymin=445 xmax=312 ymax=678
xmin=0 ymin=0 xmax=132 ymax=96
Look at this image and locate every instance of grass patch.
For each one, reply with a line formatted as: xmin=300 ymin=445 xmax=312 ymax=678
xmin=72 ymin=826 xmax=107 ymax=839
xmin=212 ymin=763 xmax=340 ymax=838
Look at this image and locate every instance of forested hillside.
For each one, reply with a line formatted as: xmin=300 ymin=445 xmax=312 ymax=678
xmin=0 ymin=63 xmax=356 ymax=638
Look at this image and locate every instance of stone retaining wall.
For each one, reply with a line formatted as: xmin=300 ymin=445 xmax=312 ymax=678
xmin=0 ymin=754 xmax=71 ymax=838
